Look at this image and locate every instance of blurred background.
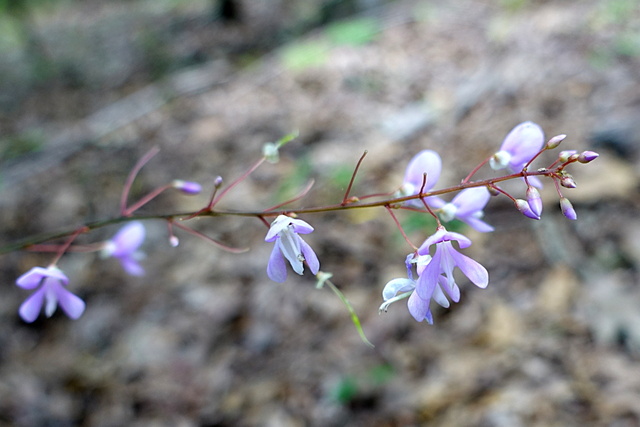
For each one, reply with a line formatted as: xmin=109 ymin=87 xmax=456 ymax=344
xmin=1 ymin=0 xmax=640 ymax=426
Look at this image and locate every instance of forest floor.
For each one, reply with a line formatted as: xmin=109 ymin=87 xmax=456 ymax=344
xmin=1 ymin=0 xmax=640 ymax=426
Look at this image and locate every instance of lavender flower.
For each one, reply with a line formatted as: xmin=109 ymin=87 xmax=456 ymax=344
xmin=415 ymin=227 xmax=488 ymax=311
xmin=16 ymin=266 xmax=85 ymax=323
xmin=429 ymin=187 xmax=494 ymax=232
xmin=399 ymin=150 xmax=442 ymax=205
xmin=265 ymin=215 xmax=320 ymax=283
xmin=380 ymin=254 xmax=457 ymax=324
xmin=490 ymin=121 xmax=545 ymax=187
xmin=101 ymin=221 xmax=146 ymax=276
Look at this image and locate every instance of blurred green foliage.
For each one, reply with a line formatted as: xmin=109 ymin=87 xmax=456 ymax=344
xmin=326 ymin=17 xmax=378 ymax=46
xmin=0 ymin=131 xmax=43 ymax=161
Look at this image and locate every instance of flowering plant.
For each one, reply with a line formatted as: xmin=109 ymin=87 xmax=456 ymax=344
xmin=3 ymin=124 xmax=597 ymax=341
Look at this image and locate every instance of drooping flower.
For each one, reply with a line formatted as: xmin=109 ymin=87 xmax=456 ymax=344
xmin=428 ymin=187 xmax=494 ymax=232
xmin=398 ymin=150 xmax=442 ymax=206
xmin=380 ymin=253 xmax=458 ymax=324
xmin=101 ymin=221 xmax=146 ymax=276
xmin=16 ymin=266 xmax=86 ymax=323
xmin=415 ymin=227 xmax=488 ymax=307
xmin=490 ymin=121 xmax=545 ymax=187
xmin=265 ymin=215 xmax=320 ymax=283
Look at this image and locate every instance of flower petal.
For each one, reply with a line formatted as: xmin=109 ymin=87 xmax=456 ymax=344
xmin=382 ymin=278 xmax=416 ymax=301
xmin=408 ymin=291 xmax=433 ymax=323
xmin=110 ymin=222 xmax=145 ymax=257
xmin=439 ymin=275 xmax=461 ymax=302
xmin=499 ymin=121 xmax=544 ymax=167
xmin=18 ymin=287 xmax=46 ymax=323
xmin=289 ymin=218 xmax=314 ymax=235
xmin=299 ymin=237 xmax=320 ymax=275
xmin=54 ymin=285 xmax=86 ymax=320
xmin=267 ymin=243 xmax=287 ymax=283
xmin=403 ymin=150 xmax=442 ymax=193
xmin=461 ymin=216 xmax=495 ymax=233
xmin=16 ymin=266 xmax=68 ymax=289
xmin=452 ymin=187 xmax=490 ymax=217
xmin=119 ymin=256 xmax=145 ymax=277
xmin=432 ymin=284 xmax=450 ymax=308
xmin=449 ymin=249 xmax=489 ymax=288
xmin=415 ymin=248 xmax=441 ymax=300
xmin=265 ymin=215 xmax=291 ymax=242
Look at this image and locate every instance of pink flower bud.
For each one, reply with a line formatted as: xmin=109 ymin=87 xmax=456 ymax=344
xmin=545 ymin=134 xmax=566 ymax=149
xmin=558 ymin=150 xmax=577 ymax=162
xmin=213 ymin=176 xmax=223 ymax=187
xmin=578 ymin=151 xmax=599 ymax=163
xmin=526 ymin=186 xmax=543 ymax=217
xmin=172 ymin=180 xmax=202 ymax=195
xmin=560 ymin=176 xmax=577 ymax=188
xmin=515 ymin=199 xmax=540 ymax=220
xmin=560 ymin=197 xmax=577 ymax=220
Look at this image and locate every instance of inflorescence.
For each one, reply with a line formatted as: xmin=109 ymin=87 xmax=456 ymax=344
xmin=7 ymin=122 xmax=598 ymax=327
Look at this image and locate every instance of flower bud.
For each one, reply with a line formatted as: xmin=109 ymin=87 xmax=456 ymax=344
xmin=213 ymin=176 xmax=223 ymax=187
xmin=169 ymin=235 xmax=180 ymax=247
xmin=515 ymin=199 xmax=540 ymax=220
xmin=487 ymin=185 xmax=500 ymax=196
xmin=578 ymin=151 xmax=599 ymax=163
xmin=560 ymin=175 xmax=577 ymax=188
xmin=526 ymin=186 xmax=543 ymax=217
xmin=545 ymin=134 xmax=566 ymax=149
xmin=172 ymin=180 xmax=202 ymax=195
xmin=560 ymin=197 xmax=577 ymax=220
xmin=558 ymin=150 xmax=577 ymax=162
xmin=262 ymin=142 xmax=279 ymax=164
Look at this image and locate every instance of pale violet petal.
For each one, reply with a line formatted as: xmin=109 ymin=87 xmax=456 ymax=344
xmin=432 ymin=284 xmax=450 ymax=308
xmin=382 ymin=278 xmax=416 ymax=301
xmin=403 ymin=150 xmax=442 ymax=193
xmin=407 ymin=291 xmax=432 ymax=323
xmin=265 ymin=215 xmax=292 ymax=242
xmin=452 ymin=187 xmax=490 ymax=217
xmin=110 ymin=222 xmax=145 ymax=257
xmin=277 ymin=232 xmax=304 ymax=275
xmin=415 ymin=249 xmax=441 ymax=301
xmin=267 ymin=243 xmax=287 ymax=283
xmin=119 ymin=256 xmax=145 ymax=277
xmin=299 ymin=237 xmax=320 ymax=275
xmin=500 ymin=121 xmax=544 ymax=167
xmin=19 ymin=287 xmax=46 ymax=323
xmin=439 ymin=275 xmax=461 ymax=302
xmin=461 ymin=216 xmax=495 ymax=233
xmin=55 ymin=285 xmax=86 ymax=320
xmin=449 ymin=249 xmax=489 ymax=288
xmin=289 ymin=218 xmax=314 ymax=234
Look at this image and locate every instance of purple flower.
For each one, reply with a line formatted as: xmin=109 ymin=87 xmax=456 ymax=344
xmin=265 ymin=215 xmax=320 ymax=283
xmin=381 ymin=253 xmax=461 ymax=324
xmin=399 ymin=150 xmax=442 ymax=205
xmin=414 ymin=227 xmax=488 ymax=315
xmin=429 ymin=187 xmax=494 ymax=232
xmin=16 ymin=266 xmax=86 ymax=323
xmin=490 ymin=121 xmax=545 ymax=187
xmin=102 ymin=221 xmax=146 ymax=276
